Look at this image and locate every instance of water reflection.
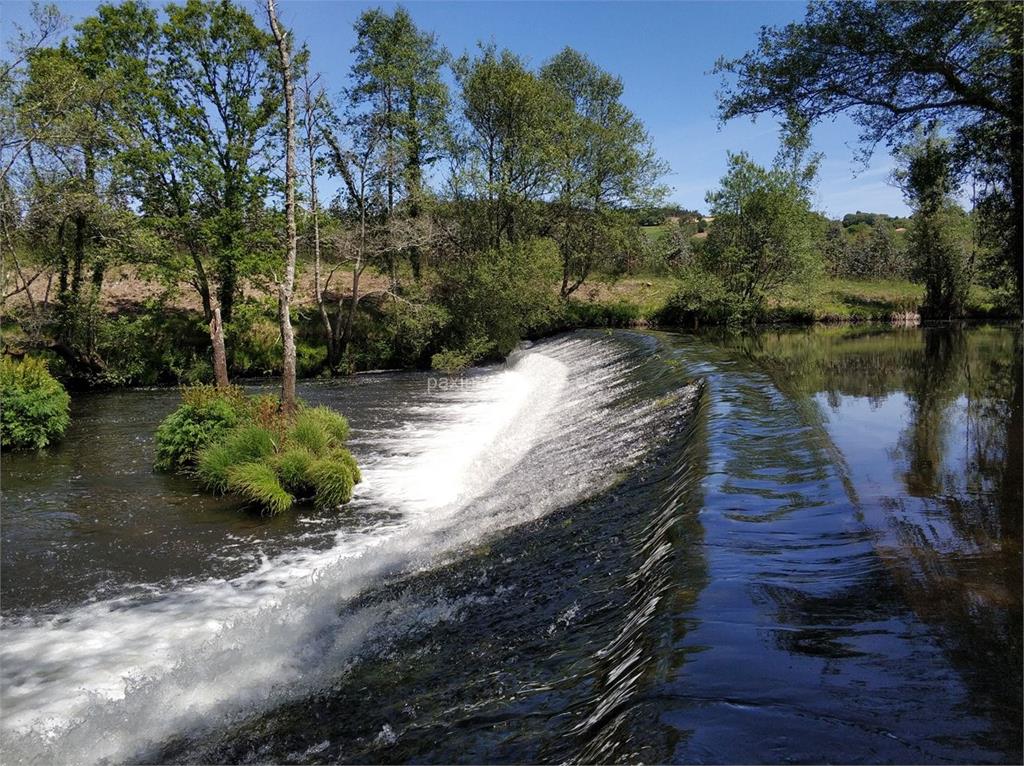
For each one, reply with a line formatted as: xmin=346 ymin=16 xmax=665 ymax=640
xmin=716 ymin=325 xmax=1022 ymax=758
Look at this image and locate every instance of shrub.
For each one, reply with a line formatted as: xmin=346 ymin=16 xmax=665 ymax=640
xmin=656 ymin=268 xmax=760 ymax=326
xmin=154 ymin=386 xmax=247 ymax=471
xmin=160 ymin=390 xmax=360 ymax=515
xmin=433 ymin=238 xmax=562 ymax=360
xmin=95 ymin=310 xmax=209 ymax=386
xmin=0 ymin=356 xmax=71 ymax=450
xmin=562 ymin=299 xmax=641 ymax=328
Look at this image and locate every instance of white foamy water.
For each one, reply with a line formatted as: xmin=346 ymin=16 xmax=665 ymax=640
xmin=1 ymin=336 xmax=674 ymax=764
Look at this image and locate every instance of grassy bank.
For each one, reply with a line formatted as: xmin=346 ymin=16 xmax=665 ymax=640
xmin=3 ymin=263 xmax=1011 ymax=391
xmin=575 ymin=273 xmax=1006 ymax=325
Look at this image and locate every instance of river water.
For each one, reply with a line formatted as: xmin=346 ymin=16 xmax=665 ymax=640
xmin=1 ymin=326 xmax=1020 ymax=764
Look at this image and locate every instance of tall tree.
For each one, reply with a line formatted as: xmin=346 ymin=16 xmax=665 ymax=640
xmin=703 ymin=118 xmax=822 ymax=305
xmin=348 ymin=6 xmax=448 ymax=279
xmin=266 ymin=0 xmax=297 ymax=411
xmin=13 ymin=14 xmax=133 ymax=370
xmin=898 ymin=128 xmax=973 ymax=318
xmin=715 ymin=0 xmax=1023 ymax=303
xmin=159 ymin=0 xmax=279 ymax=322
xmin=540 ymin=47 xmax=665 ymax=296
xmin=299 ymin=69 xmax=332 ymax=355
xmin=454 ymin=45 xmax=556 ymax=250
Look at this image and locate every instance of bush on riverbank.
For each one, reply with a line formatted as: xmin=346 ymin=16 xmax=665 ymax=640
xmin=155 ymin=386 xmax=360 ymax=514
xmin=0 ymin=356 xmax=71 ymax=450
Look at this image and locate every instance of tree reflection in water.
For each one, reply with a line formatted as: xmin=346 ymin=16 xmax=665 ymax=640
xmin=735 ymin=325 xmax=1021 ymax=750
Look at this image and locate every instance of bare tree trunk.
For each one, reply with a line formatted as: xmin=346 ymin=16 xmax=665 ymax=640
xmin=209 ymin=307 xmax=229 ymax=388
xmin=268 ymin=0 xmax=298 ymax=413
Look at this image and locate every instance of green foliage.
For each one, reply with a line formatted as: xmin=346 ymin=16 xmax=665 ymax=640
xmin=95 ymin=310 xmax=211 ymax=386
xmin=434 ymin=238 xmax=561 ymax=363
xmin=162 ymin=389 xmax=359 ymax=514
xmin=431 ymin=339 xmax=491 ymax=374
xmin=195 ymin=424 xmax=276 ymax=494
xmin=898 ymin=130 xmax=973 ymax=319
xmin=561 ymin=299 xmax=641 ymax=329
xmin=716 ymin=0 xmax=1022 ymax=304
xmin=300 ymin=406 xmax=351 ymax=446
xmin=0 ymin=356 xmax=71 ymax=450
xmin=657 ymin=268 xmax=759 ymax=326
xmin=274 ymin=447 xmax=315 ymax=495
xmin=154 ymin=392 xmax=242 ymax=472
xmin=227 ymin=301 xmax=281 ymax=376
xmin=225 ymin=461 xmax=292 ymax=515
xmin=540 ymin=47 xmax=666 ymax=295
xmin=349 ymin=6 xmax=449 ymax=209
xmin=703 ymin=119 xmax=822 ymax=305
xmin=288 ymin=410 xmax=329 ymax=456
xmin=307 ymin=456 xmax=356 ymax=509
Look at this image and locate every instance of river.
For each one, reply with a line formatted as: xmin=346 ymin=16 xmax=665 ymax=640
xmin=1 ymin=326 xmax=1020 ymax=764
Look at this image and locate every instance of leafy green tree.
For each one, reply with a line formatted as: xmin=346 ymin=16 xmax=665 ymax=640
xmin=899 ymin=129 xmax=973 ymax=318
xmin=13 ymin=18 xmax=137 ymax=369
xmin=348 ymin=6 xmax=448 ymax=279
xmin=702 ymin=119 xmax=822 ymax=305
xmin=83 ymin=0 xmax=279 ymax=323
xmin=433 ymin=237 xmax=561 ymax=364
xmin=716 ymin=0 xmax=1023 ymax=303
xmin=454 ymin=45 xmax=556 ymax=249
xmin=160 ymin=0 xmax=279 ymax=323
xmin=72 ymin=0 xmax=219 ymax=319
xmin=540 ymin=47 xmax=665 ymax=296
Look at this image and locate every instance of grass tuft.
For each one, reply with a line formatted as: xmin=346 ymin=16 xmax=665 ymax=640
xmin=288 ymin=411 xmax=329 ymax=456
xmin=195 ymin=424 xmax=275 ymax=493
xmin=226 ymin=461 xmax=293 ymax=515
xmin=301 ymin=406 xmax=350 ymax=447
xmin=307 ymin=456 xmax=356 ymax=509
xmin=274 ymin=447 xmax=315 ymax=495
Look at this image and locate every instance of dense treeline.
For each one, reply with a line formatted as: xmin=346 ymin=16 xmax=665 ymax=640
xmin=1 ymin=0 xmax=1020 ymax=394
xmin=0 ymin=0 xmax=664 ymax=387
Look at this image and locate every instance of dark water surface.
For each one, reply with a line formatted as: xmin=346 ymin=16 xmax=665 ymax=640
xmin=1 ymin=326 xmax=1020 ymax=764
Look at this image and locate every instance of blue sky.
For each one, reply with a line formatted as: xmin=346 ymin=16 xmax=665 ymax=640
xmin=2 ymin=0 xmax=911 ymax=216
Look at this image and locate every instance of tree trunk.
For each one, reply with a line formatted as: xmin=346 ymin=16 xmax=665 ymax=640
xmin=268 ymin=0 xmax=298 ymax=413
xmin=210 ymin=307 xmax=229 ymax=388
xmin=338 ymin=264 xmax=362 ymax=364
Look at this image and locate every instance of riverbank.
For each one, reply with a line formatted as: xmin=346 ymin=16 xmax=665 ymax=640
xmin=2 ymin=266 xmax=1016 ymax=390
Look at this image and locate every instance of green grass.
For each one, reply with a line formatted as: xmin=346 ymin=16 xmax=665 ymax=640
xmin=579 ymin=273 xmax=1008 ymax=327
xmin=771 ymin=278 xmax=924 ymax=322
xmin=226 ymin=462 xmax=292 ymax=515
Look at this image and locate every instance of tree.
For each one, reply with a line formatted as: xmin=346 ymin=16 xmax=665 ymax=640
xmin=822 ymin=220 xmax=849 ymax=277
xmin=433 ymin=238 xmax=561 ymax=365
xmin=322 ymin=112 xmax=384 ymax=369
xmin=266 ymin=0 xmax=297 ymax=411
xmin=540 ymin=47 xmax=665 ymax=296
xmin=156 ymin=0 xmax=279 ymax=322
xmin=348 ymin=7 xmax=448 ymax=280
xmin=11 ymin=12 xmax=139 ymax=373
xmin=703 ymin=118 xmax=821 ymax=305
xmin=715 ymin=0 xmax=1023 ymax=303
xmin=898 ymin=129 xmax=973 ymax=318
xmin=299 ymin=68 xmax=332 ymax=360
xmin=0 ymin=2 xmax=68 ymax=185
xmin=454 ymin=45 xmax=556 ymax=249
